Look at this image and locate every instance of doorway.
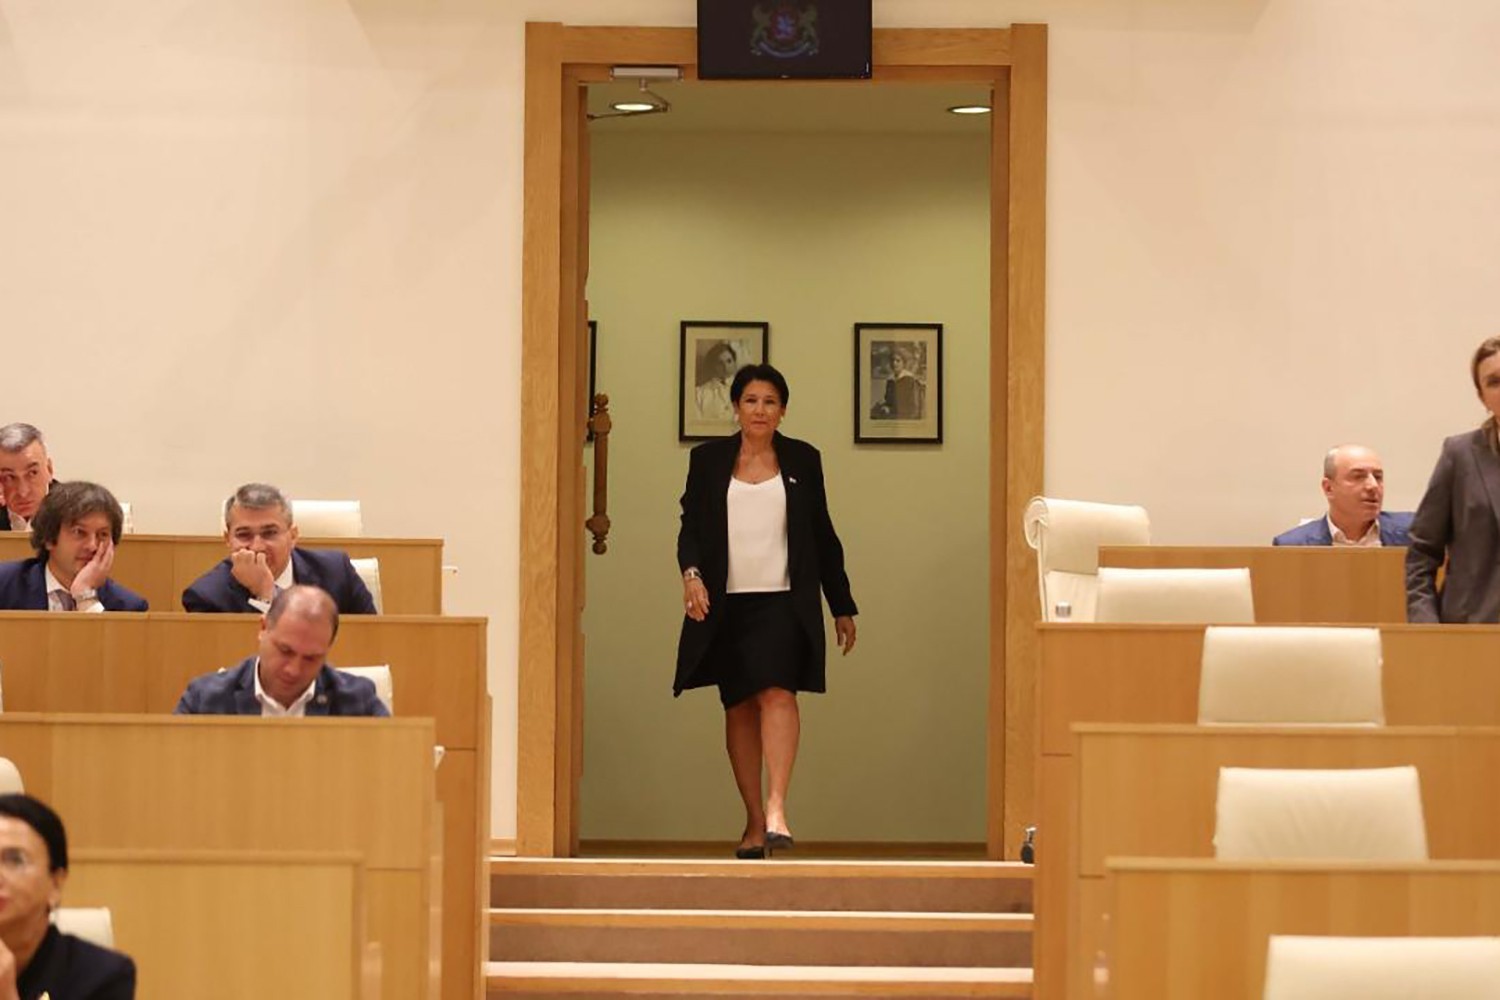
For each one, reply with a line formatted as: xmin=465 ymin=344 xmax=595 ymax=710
xmin=518 ymin=23 xmax=1047 ymax=859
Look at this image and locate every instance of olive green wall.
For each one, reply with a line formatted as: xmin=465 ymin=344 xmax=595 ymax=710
xmin=581 ymin=129 xmax=990 ymax=843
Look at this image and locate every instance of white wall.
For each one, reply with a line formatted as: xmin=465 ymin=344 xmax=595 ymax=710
xmin=4 ymin=0 xmax=1497 ymax=838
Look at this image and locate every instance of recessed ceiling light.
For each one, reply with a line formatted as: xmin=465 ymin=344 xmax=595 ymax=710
xmin=947 ymin=104 xmax=991 ymax=115
xmin=612 ymin=101 xmax=658 ymax=113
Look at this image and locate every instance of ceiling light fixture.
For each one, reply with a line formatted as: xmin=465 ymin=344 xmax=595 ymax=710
xmin=590 ymin=66 xmax=682 ymax=122
xmin=947 ymin=104 xmax=992 ymax=115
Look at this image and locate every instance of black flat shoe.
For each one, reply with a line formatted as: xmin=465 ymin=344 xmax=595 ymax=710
xmin=766 ymin=831 xmax=794 ymax=851
xmin=734 ymin=844 xmax=767 ymax=860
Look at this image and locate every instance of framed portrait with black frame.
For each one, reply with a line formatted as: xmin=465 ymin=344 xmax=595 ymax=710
xmin=679 ymin=320 xmax=770 ymax=441
xmin=854 ymin=322 xmax=943 ymax=444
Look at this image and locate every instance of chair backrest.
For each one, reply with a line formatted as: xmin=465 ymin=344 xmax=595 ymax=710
xmin=350 ymin=557 xmax=384 ymax=613
xmin=1214 ymin=765 xmax=1428 ymax=861
xmin=1263 ymin=935 xmax=1500 ymax=999
xmin=337 ymin=665 xmax=393 ymax=714
xmin=55 ymin=907 xmax=114 ymax=948
xmin=1021 ymin=497 xmax=1151 ymax=622
xmin=0 ymin=757 xmax=23 ymax=794
xmin=1198 ymin=626 xmax=1384 ymax=725
xmin=119 ymin=501 xmax=134 ymax=534
xmin=1095 ymin=566 xmax=1255 ymax=624
xmin=291 ymin=499 xmax=363 ymax=537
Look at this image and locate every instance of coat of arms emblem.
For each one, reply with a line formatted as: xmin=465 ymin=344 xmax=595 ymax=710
xmin=750 ymin=2 xmax=820 ymax=60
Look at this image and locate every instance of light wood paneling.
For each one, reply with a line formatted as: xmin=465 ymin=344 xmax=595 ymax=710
xmin=4 ymin=716 xmax=436 ymax=1000
xmin=0 ymin=534 xmax=443 ymax=614
xmin=999 ymin=22 xmax=1048 ymax=863
xmin=1100 ymin=545 xmax=1407 ymax=623
xmin=1106 ymin=860 xmax=1500 ymax=1000
xmin=68 ymin=849 xmax=369 ymax=1000
xmin=522 ymin=22 xmax=1047 ymax=862
xmin=0 ymin=614 xmax=487 ymax=1000
xmin=1063 ymin=726 xmax=1500 ymax=1000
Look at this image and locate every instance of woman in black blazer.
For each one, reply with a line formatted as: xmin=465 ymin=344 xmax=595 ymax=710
xmin=0 ymin=794 xmax=135 ymax=999
xmin=1407 ymin=334 xmax=1500 ymax=623
xmin=676 ymin=364 xmax=858 ymax=859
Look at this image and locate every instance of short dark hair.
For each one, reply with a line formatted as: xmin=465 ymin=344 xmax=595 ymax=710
xmin=0 ymin=793 xmax=69 ymax=872
xmin=0 ymin=423 xmax=44 ymax=455
xmin=266 ymin=584 xmax=340 ymax=642
xmin=224 ymin=483 xmax=293 ymax=528
xmin=29 ymin=481 xmax=124 ymax=556
xmin=1473 ymin=337 xmax=1500 ymax=393
xmin=729 ymin=364 xmax=790 ymax=407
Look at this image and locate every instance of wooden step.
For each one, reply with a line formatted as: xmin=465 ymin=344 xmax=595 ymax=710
xmin=489 ymin=907 xmax=1032 ymax=967
xmin=486 ymin=961 xmax=1032 ymax=997
xmin=490 ymin=858 xmax=1032 ymax=914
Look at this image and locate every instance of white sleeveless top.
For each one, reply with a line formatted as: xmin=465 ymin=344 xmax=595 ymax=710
xmin=726 ymin=474 xmax=791 ymax=593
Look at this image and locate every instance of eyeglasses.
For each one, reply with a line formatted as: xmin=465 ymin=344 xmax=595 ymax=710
xmin=231 ymin=527 xmax=287 ymax=543
xmin=0 ymin=846 xmax=35 ymax=875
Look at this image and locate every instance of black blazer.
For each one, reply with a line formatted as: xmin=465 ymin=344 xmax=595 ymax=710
xmin=17 ymin=925 xmax=136 ymax=999
xmin=181 ymin=547 xmax=377 ymax=614
xmin=0 ymin=557 xmax=148 ymax=612
xmin=674 ymin=432 xmax=856 ymax=696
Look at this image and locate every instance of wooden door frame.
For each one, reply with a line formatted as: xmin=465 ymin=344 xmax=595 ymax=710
xmin=520 ymin=22 xmax=1047 ymax=858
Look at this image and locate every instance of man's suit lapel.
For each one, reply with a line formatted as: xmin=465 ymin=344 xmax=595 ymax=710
xmin=232 ymin=661 xmax=261 ymax=715
xmin=306 ymin=667 xmax=334 ymax=716
xmin=1467 ymin=432 xmax=1500 ymax=532
xmin=21 ymin=560 xmax=50 ymax=611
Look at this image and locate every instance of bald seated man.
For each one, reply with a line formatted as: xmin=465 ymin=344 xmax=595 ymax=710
xmin=174 ymin=585 xmax=388 ymax=717
xmin=1272 ymin=444 xmax=1414 ymax=546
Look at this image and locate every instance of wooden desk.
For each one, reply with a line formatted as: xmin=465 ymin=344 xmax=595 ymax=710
xmin=1098 ymin=545 xmax=1408 ymax=623
xmin=1032 ymin=623 xmax=1500 ymax=1000
xmin=1 ymin=715 xmax=437 ymax=1000
xmin=69 ymin=848 xmax=375 ymax=1000
xmin=1063 ymin=726 xmax=1500 ymax=1000
xmin=0 ymin=534 xmax=444 ymax=614
xmin=0 ymin=613 xmax=488 ymax=1000
xmin=1104 ymin=859 xmax=1500 ymax=1000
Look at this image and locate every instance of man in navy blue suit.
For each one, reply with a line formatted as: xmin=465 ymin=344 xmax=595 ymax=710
xmin=0 ymin=481 xmax=148 ymax=611
xmin=181 ymin=482 xmax=377 ymax=614
xmin=174 ymin=585 xmax=387 ymax=716
xmin=1273 ymin=444 xmax=1414 ymax=546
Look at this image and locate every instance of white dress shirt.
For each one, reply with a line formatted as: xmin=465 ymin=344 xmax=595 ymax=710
xmin=1327 ymin=514 xmax=1382 ymax=547
xmin=44 ymin=564 xmax=104 ymax=613
xmin=8 ymin=510 xmax=29 ymax=532
xmin=251 ymin=657 xmax=318 ymax=717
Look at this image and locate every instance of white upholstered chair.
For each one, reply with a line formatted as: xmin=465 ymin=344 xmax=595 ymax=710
xmin=350 ymin=557 xmax=384 ymax=613
xmin=0 ymin=757 xmax=22 ymax=794
xmin=1198 ymin=626 xmax=1384 ymax=725
xmin=337 ymin=665 xmax=393 ymax=714
xmin=1214 ymin=765 xmax=1428 ymax=861
xmin=1094 ymin=566 xmax=1255 ymax=624
xmin=1021 ymin=497 xmax=1151 ymax=622
xmin=55 ymin=908 xmax=114 ymax=948
xmin=291 ymin=499 xmax=363 ymax=537
xmin=1262 ymin=935 xmax=1500 ymax=999
xmin=118 ymin=501 xmax=134 ymax=534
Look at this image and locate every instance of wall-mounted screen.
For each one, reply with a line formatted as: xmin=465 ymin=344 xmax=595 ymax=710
xmin=697 ymin=1 xmax=872 ymax=80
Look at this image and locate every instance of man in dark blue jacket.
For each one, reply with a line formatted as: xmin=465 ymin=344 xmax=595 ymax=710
xmin=181 ymin=482 xmax=377 ymax=614
xmin=174 ymin=585 xmax=387 ymax=717
xmin=0 ymin=481 xmax=147 ymax=612
xmin=1273 ymin=444 xmax=1413 ymax=546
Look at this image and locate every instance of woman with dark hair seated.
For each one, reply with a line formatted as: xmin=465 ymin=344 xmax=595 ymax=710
xmin=0 ymin=794 xmax=135 ymax=999
xmin=675 ymin=363 xmax=859 ymax=859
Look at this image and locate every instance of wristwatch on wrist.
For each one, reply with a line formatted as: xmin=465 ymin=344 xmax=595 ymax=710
xmin=682 ymin=567 xmax=702 ymax=582
xmin=72 ymin=588 xmax=98 ymax=602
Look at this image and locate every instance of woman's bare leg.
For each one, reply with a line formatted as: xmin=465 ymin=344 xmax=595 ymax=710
xmin=725 ymin=698 xmax=766 ymax=848
xmin=757 ymin=687 xmax=800 ymax=836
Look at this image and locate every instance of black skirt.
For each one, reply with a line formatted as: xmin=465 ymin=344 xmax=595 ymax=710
xmin=705 ymin=591 xmax=809 ymax=709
